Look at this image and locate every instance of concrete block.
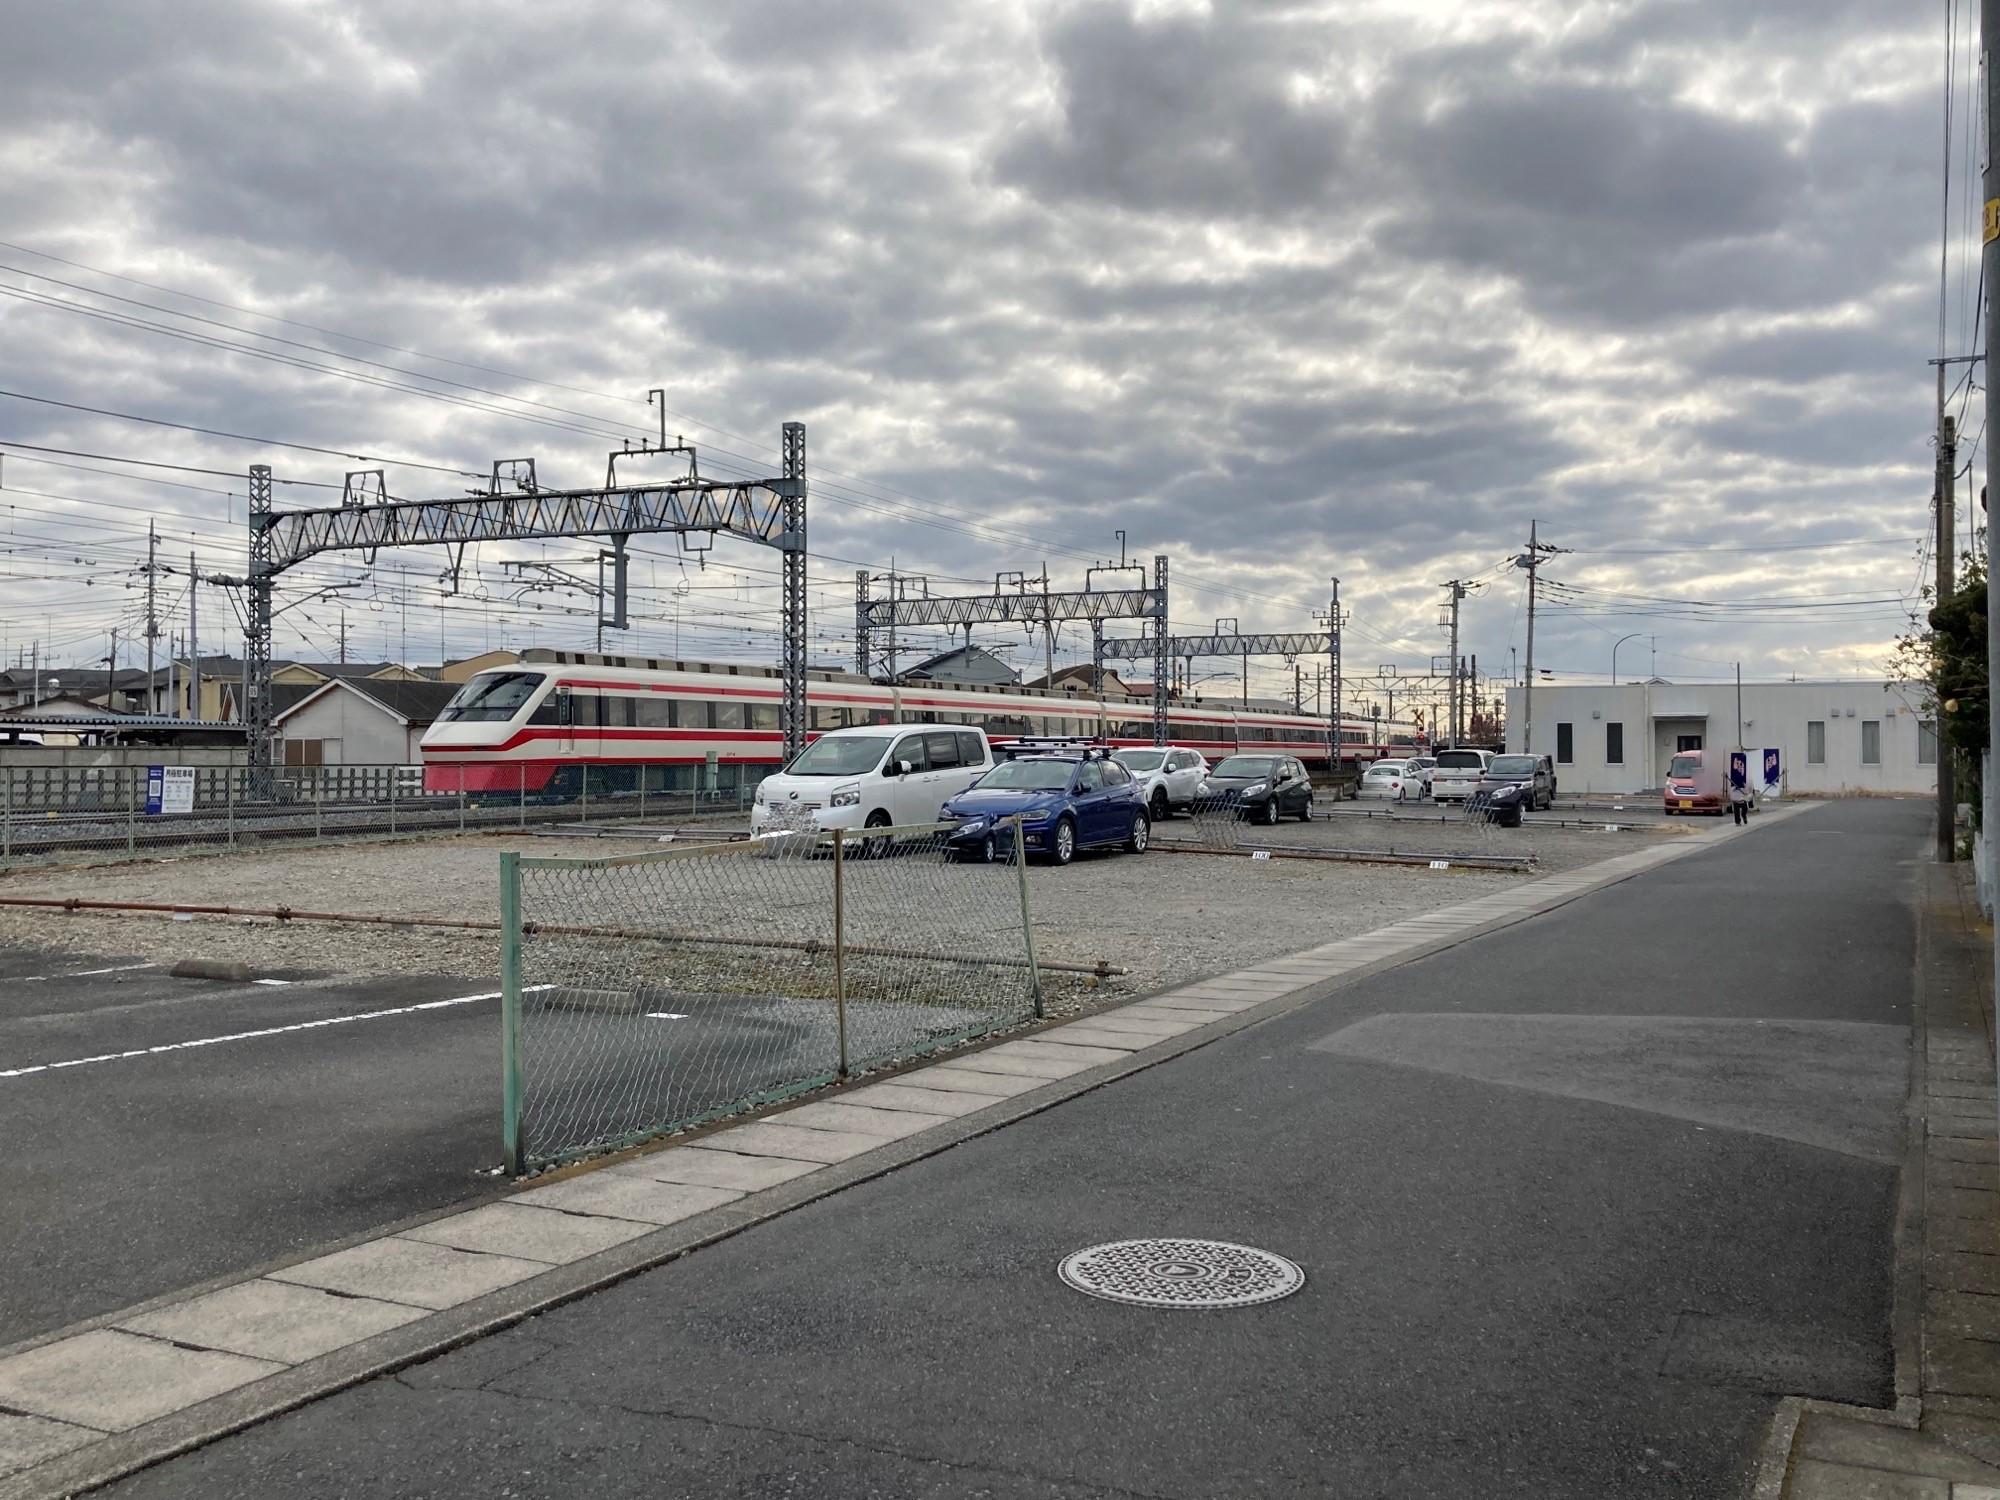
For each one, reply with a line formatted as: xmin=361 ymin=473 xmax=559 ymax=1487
xmin=610 ymin=1145 xmax=821 ymax=1192
xmin=1934 ymin=1137 xmax=2000 ymax=1165
xmin=0 ymin=1329 xmax=279 ymax=1432
xmin=1038 ymin=1027 xmax=1146 ymax=1052
xmin=1802 ymin=1415 xmax=2000 ymax=1482
xmin=1789 ymin=1456 xmax=1947 ymax=1496
xmin=1930 ymin=1290 xmax=2000 ymax=1344
xmin=896 ymin=1065 xmax=1045 ymax=1098
xmin=168 ymin=957 xmax=252 ymax=983
xmin=514 ymin=1173 xmax=740 ymax=1225
xmin=1114 ymin=1004 xmax=1236 ymax=1026
xmin=827 ymin=1084 xmax=991 ymax=1118
xmin=1935 ymin=1159 xmax=2000 ymax=1192
xmin=1935 ymin=1217 xmax=2000 ymax=1257
xmin=710 ymin=1121 xmax=888 ymax=1164
xmin=1936 ymin=1186 xmax=2000 ymax=1223
xmin=1063 ymin=1015 xmax=1195 ymax=1039
xmin=1931 ymin=1252 xmax=2000 ymax=1298
xmin=400 ymin=1203 xmax=655 ymax=1263
xmin=0 ymin=1411 xmax=98 ymax=1477
xmin=775 ymin=1100 xmax=953 ymax=1137
xmin=938 ymin=1049 xmax=1090 ymax=1080
xmin=1139 ymin=994 xmax=1258 ymax=1014
xmin=1931 ymin=1338 xmax=2000 ymax=1400
xmin=269 ymin=1235 xmax=545 ymax=1310
xmin=119 ymin=1278 xmax=425 ymax=1365
xmin=992 ymin=1038 xmax=1130 ymax=1066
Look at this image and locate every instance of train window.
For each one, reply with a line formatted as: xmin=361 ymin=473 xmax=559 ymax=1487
xmin=635 ymin=697 xmax=672 ymax=729
xmin=529 ymin=695 xmax=561 ymax=726
xmin=673 ymin=699 xmax=712 ymax=730
xmin=924 ymin=730 xmax=961 ymax=769
xmin=811 ymin=705 xmax=847 ymax=730
xmin=601 ymin=696 xmax=635 ymax=728
xmin=748 ymin=703 xmax=780 ymax=732
xmin=714 ymin=700 xmax=746 ymax=731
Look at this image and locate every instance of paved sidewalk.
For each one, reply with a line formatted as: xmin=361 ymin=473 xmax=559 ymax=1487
xmin=0 ymin=814 xmax=1755 ymax=1499
xmin=1771 ymin=859 xmax=2000 ymax=1499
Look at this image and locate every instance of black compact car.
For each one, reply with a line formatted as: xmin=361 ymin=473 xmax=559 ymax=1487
xmin=1200 ymin=753 xmax=1316 ymax=825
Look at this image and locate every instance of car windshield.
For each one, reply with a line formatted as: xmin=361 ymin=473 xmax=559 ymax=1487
xmin=1212 ymin=755 xmax=1276 ymax=778
xmin=1115 ymin=751 xmax=1165 ymax=771
xmin=439 ymin=671 xmax=545 ymax=723
xmin=1490 ymin=756 xmax=1539 ymax=775
xmin=1669 ymin=754 xmax=1702 ymax=778
xmin=1435 ymin=751 xmax=1485 ymax=769
xmin=786 ymin=734 xmax=893 ymax=776
xmin=978 ymin=760 xmax=1075 ymax=790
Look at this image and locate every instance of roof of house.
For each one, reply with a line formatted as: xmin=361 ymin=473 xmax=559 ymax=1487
xmin=272 ymin=676 xmax=460 ymax=727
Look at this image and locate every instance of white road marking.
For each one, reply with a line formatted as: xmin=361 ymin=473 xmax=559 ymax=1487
xmin=0 ymin=986 xmax=552 ymax=1080
xmin=645 ymin=1012 xmax=689 ymax=1020
xmin=251 ymin=978 xmax=295 ymax=987
xmin=4 ymin=962 xmax=159 ymax=984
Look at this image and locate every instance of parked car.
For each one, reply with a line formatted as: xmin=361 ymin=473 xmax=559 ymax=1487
xmin=1359 ymin=759 xmax=1416 ymax=802
xmin=1400 ymin=755 xmax=1436 ymax=799
xmin=751 ymin=724 xmax=994 ymax=837
xmin=1468 ymin=782 xmax=1532 ymax=828
xmin=1111 ymin=744 xmax=1208 ymax=822
xmin=1663 ymin=748 xmax=1730 ymax=815
xmin=1479 ymin=753 xmax=1556 ymax=811
xmin=939 ymin=748 xmax=1148 ymax=864
xmin=1200 ymin=753 xmax=1315 ymax=825
xmin=1429 ymin=748 xmax=1492 ymax=804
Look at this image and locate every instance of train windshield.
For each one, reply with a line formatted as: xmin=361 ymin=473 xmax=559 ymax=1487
xmin=787 ymin=734 xmax=895 ymax=776
xmin=440 ymin=672 xmax=546 ymax=723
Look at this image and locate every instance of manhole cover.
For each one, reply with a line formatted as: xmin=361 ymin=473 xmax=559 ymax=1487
xmin=1057 ymin=1238 xmax=1304 ymax=1309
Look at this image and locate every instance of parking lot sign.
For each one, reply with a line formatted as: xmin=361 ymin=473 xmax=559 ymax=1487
xmin=145 ymin=766 xmax=195 ymax=816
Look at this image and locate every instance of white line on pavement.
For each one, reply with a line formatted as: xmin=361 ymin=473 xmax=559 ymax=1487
xmin=0 ymin=986 xmax=552 ymax=1080
xmin=2 ymin=962 xmax=159 ymax=984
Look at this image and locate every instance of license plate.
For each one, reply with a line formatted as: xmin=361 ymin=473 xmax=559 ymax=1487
xmin=1678 ymin=800 xmax=1693 ymax=810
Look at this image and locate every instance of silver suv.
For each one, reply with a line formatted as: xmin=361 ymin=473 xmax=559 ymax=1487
xmin=1111 ymin=745 xmax=1208 ymax=821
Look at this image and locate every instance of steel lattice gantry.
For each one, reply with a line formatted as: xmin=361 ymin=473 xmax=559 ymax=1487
xmin=237 ymin=423 xmax=808 ymax=785
xmin=855 ymin=555 xmax=1171 ymax=744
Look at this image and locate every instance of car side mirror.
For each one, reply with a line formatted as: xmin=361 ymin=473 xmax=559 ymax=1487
xmin=895 ymin=759 xmax=914 ymax=777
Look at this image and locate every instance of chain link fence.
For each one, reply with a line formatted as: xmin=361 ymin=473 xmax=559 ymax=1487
xmin=1154 ymin=785 xmax=1530 ymax=869
xmin=0 ymin=763 xmax=755 ymax=872
xmin=499 ymin=819 xmax=1043 ymax=1172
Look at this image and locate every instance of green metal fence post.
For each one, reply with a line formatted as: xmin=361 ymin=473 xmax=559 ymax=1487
xmin=499 ymin=851 xmax=527 ymax=1175
xmin=226 ymin=768 xmax=236 ymax=848
xmin=390 ymin=773 xmax=398 ymax=837
xmin=313 ymin=771 xmax=322 ymax=842
xmin=519 ymin=763 xmax=527 ymax=829
xmin=832 ymin=826 xmax=849 ymax=1078
xmin=1012 ymin=817 xmax=1043 ymax=1018
xmin=125 ymin=766 xmax=136 ymax=853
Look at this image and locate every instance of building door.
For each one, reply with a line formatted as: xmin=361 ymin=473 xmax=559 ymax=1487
xmin=1676 ymin=733 xmax=1703 ymax=753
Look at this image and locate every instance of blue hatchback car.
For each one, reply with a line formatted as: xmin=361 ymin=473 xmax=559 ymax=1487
xmin=939 ymin=748 xmax=1150 ymax=865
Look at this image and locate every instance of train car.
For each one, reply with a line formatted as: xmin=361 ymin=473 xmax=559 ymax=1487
xmin=418 ymin=649 xmax=1412 ymax=795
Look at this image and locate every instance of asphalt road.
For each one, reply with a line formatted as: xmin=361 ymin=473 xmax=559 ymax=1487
xmin=103 ymin=798 xmax=1923 ymax=1499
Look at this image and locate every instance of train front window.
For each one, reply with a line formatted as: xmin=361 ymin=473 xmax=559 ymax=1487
xmin=440 ymin=672 xmax=546 ymax=723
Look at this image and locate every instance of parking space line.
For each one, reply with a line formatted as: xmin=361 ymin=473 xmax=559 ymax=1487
xmin=2 ymin=962 xmax=158 ymax=985
xmin=0 ymin=986 xmax=552 ymax=1081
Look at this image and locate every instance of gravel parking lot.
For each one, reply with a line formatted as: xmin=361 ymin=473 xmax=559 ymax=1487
xmin=0 ymin=810 xmax=1668 ymax=1014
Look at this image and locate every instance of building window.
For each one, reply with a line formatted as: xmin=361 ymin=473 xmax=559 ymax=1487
xmin=1919 ymin=719 xmax=1939 ymax=765
xmin=1605 ymin=722 xmax=1623 ymax=765
xmin=1807 ymin=721 xmax=1825 ymax=764
xmin=1555 ymin=722 xmax=1573 ymax=765
xmin=1861 ymin=719 xmax=1880 ymax=765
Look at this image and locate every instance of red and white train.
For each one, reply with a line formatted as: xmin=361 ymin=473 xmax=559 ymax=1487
xmin=419 ymin=649 xmax=1415 ymax=794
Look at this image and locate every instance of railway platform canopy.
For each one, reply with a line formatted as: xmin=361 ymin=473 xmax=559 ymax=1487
xmin=0 ymin=716 xmax=247 ymax=749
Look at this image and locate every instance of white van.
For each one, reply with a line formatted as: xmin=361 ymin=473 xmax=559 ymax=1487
xmin=750 ymin=724 xmax=995 ymax=836
xmin=1429 ymin=748 xmax=1492 ymax=804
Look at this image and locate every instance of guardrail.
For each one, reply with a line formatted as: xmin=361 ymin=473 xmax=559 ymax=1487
xmin=499 ymin=819 xmax=1043 ymax=1173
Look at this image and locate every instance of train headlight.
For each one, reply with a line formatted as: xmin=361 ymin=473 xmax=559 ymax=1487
xmin=830 ymin=783 xmax=861 ymax=808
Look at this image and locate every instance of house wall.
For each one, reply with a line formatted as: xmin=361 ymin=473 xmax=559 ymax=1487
xmin=275 ymin=693 xmax=415 ymax=765
xmin=1503 ymin=681 xmax=1934 ymax=795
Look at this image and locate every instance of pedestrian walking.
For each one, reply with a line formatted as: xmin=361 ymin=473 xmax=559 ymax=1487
xmin=1729 ymin=777 xmax=1750 ymax=826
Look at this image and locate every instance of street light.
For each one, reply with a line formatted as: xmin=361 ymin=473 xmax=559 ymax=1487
xmin=1610 ymin=633 xmax=1642 ymax=684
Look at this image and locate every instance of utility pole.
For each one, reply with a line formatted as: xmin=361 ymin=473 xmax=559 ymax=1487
xmin=1735 ymin=661 xmax=1744 ymax=751
xmin=1294 ymin=661 xmax=1302 ymax=713
xmin=1470 ymin=655 xmax=1479 ymax=741
xmin=338 ymin=608 xmax=350 ymax=665
xmin=188 ymin=551 xmax=199 ymax=720
xmin=1439 ymin=580 xmax=1469 ymax=745
xmin=1329 ymin=577 xmax=1343 ymax=774
xmin=143 ymin=522 xmax=159 ymax=714
xmin=1937 ymin=413 xmax=1958 ymax=861
xmin=1518 ymin=521 xmax=1561 ymax=753
xmin=1983 ymin=0 xmax=2000 ymax=1144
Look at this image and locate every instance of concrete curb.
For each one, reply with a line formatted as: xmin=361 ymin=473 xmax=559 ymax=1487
xmin=0 ymin=811 xmax=1790 ymax=1500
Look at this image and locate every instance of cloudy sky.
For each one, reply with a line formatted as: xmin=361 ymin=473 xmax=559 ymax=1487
xmin=0 ymin=0 xmax=1964 ymax=708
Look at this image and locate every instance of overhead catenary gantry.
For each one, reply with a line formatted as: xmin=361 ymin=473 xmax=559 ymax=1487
xmin=855 ymin=557 xmax=1171 ymax=745
xmin=228 ymin=422 xmax=808 ymax=788
xmin=1101 ymin=578 xmax=1347 ymax=765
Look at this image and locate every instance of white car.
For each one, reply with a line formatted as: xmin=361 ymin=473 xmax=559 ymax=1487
xmin=1429 ymin=748 xmax=1492 ymax=804
xmin=1400 ymin=755 xmax=1436 ymax=799
xmin=1111 ymin=745 xmax=1208 ymax=821
xmin=751 ymin=725 xmax=994 ymax=836
xmin=1359 ymin=759 xmax=1415 ymax=802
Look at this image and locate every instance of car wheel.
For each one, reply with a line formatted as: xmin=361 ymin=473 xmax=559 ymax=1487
xmin=1126 ymin=812 xmax=1149 ymax=853
xmin=861 ymin=809 xmax=893 ymax=859
xmin=1150 ymin=788 xmax=1169 ymax=823
xmin=1260 ymin=798 xmax=1280 ymax=826
xmin=1298 ymin=796 xmax=1313 ymax=822
xmin=1048 ymin=816 xmax=1076 ymax=866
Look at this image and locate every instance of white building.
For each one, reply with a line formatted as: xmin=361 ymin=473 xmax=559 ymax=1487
xmin=1502 ymin=680 xmax=1936 ymax=796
